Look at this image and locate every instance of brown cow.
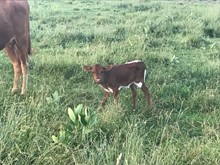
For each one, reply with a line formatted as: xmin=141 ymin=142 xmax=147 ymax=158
xmin=0 ymin=0 xmax=31 ymax=94
xmin=84 ymin=60 xmax=152 ymax=110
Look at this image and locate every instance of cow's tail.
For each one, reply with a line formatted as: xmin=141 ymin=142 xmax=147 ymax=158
xmin=27 ymin=19 xmax=31 ymax=55
xmin=28 ymin=32 xmax=31 ymax=55
xmin=27 ymin=1 xmax=31 ymax=55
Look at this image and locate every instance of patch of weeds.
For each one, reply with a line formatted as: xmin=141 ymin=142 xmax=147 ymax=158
xmin=203 ymin=19 xmax=220 ymax=38
xmin=145 ymin=14 xmax=185 ymax=39
xmin=133 ymin=3 xmax=161 ymax=12
xmin=117 ymin=3 xmax=132 ymax=10
xmin=96 ymin=18 xmax=113 ymax=25
xmin=58 ymin=32 xmax=95 ymax=48
xmin=46 ymin=91 xmax=62 ymax=105
xmin=182 ymin=35 xmax=211 ymax=49
xmin=52 ymin=104 xmax=97 ymax=146
xmin=105 ymin=27 xmax=127 ymax=44
xmin=189 ymin=90 xmax=220 ymax=113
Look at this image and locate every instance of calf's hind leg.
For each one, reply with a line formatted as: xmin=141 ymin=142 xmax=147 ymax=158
xmin=141 ymin=83 xmax=151 ymax=106
xmin=130 ymin=84 xmax=137 ymax=110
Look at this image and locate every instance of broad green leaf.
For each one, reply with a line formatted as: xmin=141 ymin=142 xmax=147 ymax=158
xmin=80 ymin=115 xmax=87 ymax=126
xmin=84 ymin=128 xmax=94 ymax=135
xmin=74 ymin=104 xmax=83 ymax=115
xmin=89 ymin=115 xmax=97 ymax=126
xmin=78 ymin=114 xmax=82 ymax=125
xmin=85 ymin=115 xmax=90 ymax=123
xmin=85 ymin=107 xmax=88 ymax=117
xmin=46 ymin=97 xmax=53 ymax=103
xmin=83 ymin=107 xmax=90 ymax=124
xmin=59 ymin=131 xmax=65 ymax=142
xmin=78 ymin=114 xmax=86 ymax=126
xmin=52 ymin=91 xmax=60 ymax=101
xmin=52 ymin=135 xmax=59 ymax=143
xmin=68 ymin=107 xmax=76 ymax=123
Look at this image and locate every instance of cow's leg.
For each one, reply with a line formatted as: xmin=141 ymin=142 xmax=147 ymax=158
xmin=99 ymin=91 xmax=110 ymax=110
xmin=141 ymin=83 xmax=151 ymax=106
xmin=19 ymin=49 xmax=29 ymax=95
xmin=5 ymin=46 xmax=21 ymax=93
xmin=130 ymin=84 xmax=137 ymax=110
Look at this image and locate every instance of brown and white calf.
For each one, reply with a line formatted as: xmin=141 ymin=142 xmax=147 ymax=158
xmin=84 ymin=60 xmax=151 ymax=110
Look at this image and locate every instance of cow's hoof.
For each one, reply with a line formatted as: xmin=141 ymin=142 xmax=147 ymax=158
xmin=11 ymin=88 xmax=20 ymax=95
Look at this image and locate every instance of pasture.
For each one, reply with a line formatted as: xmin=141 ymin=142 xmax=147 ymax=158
xmin=0 ymin=0 xmax=220 ymax=164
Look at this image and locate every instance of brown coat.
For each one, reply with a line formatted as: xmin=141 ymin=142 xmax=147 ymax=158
xmin=0 ymin=0 xmax=31 ymax=94
xmin=84 ymin=60 xmax=151 ymax=110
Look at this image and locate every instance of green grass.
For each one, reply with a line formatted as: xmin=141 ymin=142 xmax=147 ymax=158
xmin=0 ymin=0 xmax=220 ymax=164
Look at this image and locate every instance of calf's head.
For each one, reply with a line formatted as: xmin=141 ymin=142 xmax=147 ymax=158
xmin=83 ymin=64 xmax=111 ymax=84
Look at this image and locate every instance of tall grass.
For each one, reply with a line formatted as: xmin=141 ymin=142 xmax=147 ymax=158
xmin=0 ymin=0 xmax=220 ymax=164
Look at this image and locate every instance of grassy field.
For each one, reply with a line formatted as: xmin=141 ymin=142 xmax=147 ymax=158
xmin=0 ymin=0 xmax=220 ymax=164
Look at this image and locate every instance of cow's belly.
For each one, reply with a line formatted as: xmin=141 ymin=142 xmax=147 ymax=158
xmin=100 ymin=82 xmax=143 ymax=93
xmin=118 ymin=82 xmax=143 ymax=90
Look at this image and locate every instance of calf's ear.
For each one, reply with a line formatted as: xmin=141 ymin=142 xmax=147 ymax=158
xmin=83 ymin=66 xmax=92 ymax=72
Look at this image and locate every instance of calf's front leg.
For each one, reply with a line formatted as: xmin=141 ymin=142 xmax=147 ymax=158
xmin=113 ymin=90 xmax=119 ymax=104
xmin=98 ymin=91 xmax=110 ymax=110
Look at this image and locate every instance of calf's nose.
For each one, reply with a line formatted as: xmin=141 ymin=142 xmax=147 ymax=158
xmin=95 ymin=79 xmax=101 ymax=83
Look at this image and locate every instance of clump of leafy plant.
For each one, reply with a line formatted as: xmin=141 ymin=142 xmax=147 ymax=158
xmin=52 ymin=104 xmax=97 ymax=146
xmin=46 ymin=91 xmax=61 ymax=105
